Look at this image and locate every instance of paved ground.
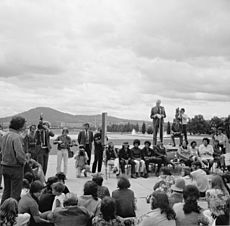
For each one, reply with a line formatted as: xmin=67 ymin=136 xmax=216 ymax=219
xmin=0 ymin=154 xmax=208 ymax=217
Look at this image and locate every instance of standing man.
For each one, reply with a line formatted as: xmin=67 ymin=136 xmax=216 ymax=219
xmin=150 ymin=99 xmax=166 ymax=145
xmin=1 ymin=116 xmax=26 ymax=203
xmin=35 ymin=120 xmax=54 ymax=176
xmin=24 ymin=125 xmax=37 ymax=160
xmin=78 ymin=123 xmax=94 ymax=165
xmin=92 ymin=129 xmax=104 ymax=173
xmin=53 ymin=128 xmax=72 ymax=176
xmin=178 ymin=108 xmax=189 ymax=144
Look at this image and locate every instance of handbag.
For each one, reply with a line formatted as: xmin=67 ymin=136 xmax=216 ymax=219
xmin=68 ymin=148 xmax=74 ymax=158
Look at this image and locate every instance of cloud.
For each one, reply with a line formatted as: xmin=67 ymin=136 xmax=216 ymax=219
xmin=0 ymin=0 xmax=230 ymax=121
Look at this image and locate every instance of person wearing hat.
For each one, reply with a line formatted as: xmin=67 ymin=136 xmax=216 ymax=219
xmin=78 ymin=123 xmax=94 ymax=165
xmin=19 ymin=180 xmax=50 ymax=225
xmin=168 ymin=178 xmax=185 ymax=208
xmin=118 ymin=142 xmax=136 ymax=178
xmin=142 ymin=140 xmax=164 ymax=177
xmin=74 ymin=145 xmax=90 ymax=178
xmin=53 ymin=128 xmax=72 ymax=176
xmin=131 ymin=139 xmax=146 ymax=178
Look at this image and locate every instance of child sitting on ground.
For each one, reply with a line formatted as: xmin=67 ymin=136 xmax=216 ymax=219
xmin=74 ymin=145 xmax=90 ymax=178
xmin=21 ymin=179 xmax=30 ymax=198
xmin=51 ymin=182 xmax=66 ymax=211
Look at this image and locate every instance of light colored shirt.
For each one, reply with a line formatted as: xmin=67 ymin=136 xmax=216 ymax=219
xmin=52 ymin=193 xmax=66 ymax=212
xmin=191 ymin=169 xmax=209 ymax=193
xmin=199 ymin=144 xmax=214 ymax=160
xmin=214 ymin=134 xmax=228 ymax=147
xmin=139 ymin=208 xmax=176 ymax=226
xmin=181 ymin=113 xmax=188 ymax=125
xmin=173 ymin=203 xmax=209 ymax=226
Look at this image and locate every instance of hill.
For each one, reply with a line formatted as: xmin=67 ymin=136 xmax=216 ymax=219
xmin=0 ymin=107 xmax=151 ymax=128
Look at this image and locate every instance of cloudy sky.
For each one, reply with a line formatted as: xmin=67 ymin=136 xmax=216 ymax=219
xmin=0 ymin=0 xmax=230 ymax=121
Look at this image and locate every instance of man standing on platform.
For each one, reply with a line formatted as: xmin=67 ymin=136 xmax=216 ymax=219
xmin=78 ymin=123 xmax=94 ymax=165
xmin=178 ymin=108 xmax=189 ymax=145
xmin=150 ymin=99 xmax=166 ymax=145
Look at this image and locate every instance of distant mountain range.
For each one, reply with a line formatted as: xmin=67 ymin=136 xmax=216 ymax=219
xmin=0 ymin=107 xmax=151 ymax=128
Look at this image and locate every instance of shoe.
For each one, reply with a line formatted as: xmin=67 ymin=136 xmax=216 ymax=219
xmin=131 ymin=174 xmax=136 ymax=179
xmin=0 ymin=186 xmax=2 ymax=190
xmin=136 ymin=173 xmax=139 ymax=178
xmin=84 ymin=171 xmax=87 ymax=177
xmin=143 ymin=173 xmax=148 ymax=178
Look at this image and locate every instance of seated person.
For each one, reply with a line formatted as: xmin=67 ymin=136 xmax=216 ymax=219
xmin=130 ymin=139 xmax=146 ymax=178
xmin=39 ymin=176 xmax=58 ymax=212
xmin=213 ymin=139 xmax=225 ymax=169
xmin=74 ymin=145 xmax=90 ymax=178
xmin=191 ymin=161 xmax=209 ymax=197
xmin=48 ymin=193 xmax=91 ymax=226
xmin=177 ymin=141 xmax=193 ymax=167
xmin=153 ymin=141 xmax=175 ymax=168
xmin=168 ymin=178 xmax=185 ymax=208
xmin=198 ymin=138 xmax=214 ymax=170
xmin=19 ymin=180 xmax=50 ymax=225
xmin=189 ymin=141 xmax=199 ymax=161
xmin=92 ymin=174 xmax=110 ymax=199
xmin=171 ymin=119 xmax=183 ymax=147
xmin=55 ymin=172 xmax=70 ymax=194
xmin=51 ymin=182 xmax=66 ymax=212
xmin=24 ymin=153 xmax=46 ymax=186
xmin=92 ymin=197 xmax=124 ymax=226
xmin=142 ymin=140 xmax=163 ymax=176
xmin=118 ymin=142 xmax=136 ymax=178
xmin=105 ymin=142 xmax=120 ymax=176
xmin=213 ymin=127 xmax=228 ymax=154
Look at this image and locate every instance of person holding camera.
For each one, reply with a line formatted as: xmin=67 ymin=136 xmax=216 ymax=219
xmin=53 ymin=128 xmax=72 ymax=176
xmin=35 ymin=118 xmax=54 ymax=176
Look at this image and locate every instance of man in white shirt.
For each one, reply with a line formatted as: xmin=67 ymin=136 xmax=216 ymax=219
xmin=178 ymin=108 xmax=189 ymax=145
xmin=198 ymin=137 xmax=214 ymax=170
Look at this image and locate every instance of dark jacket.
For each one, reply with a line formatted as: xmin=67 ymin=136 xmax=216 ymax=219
xmin=118 ymin=148 xmax=132 ymax=161
xmin=94 ymin=132 xmax=103 ymax=151
xmin=150 ymin=106 xmax=166 ymax=123
xmin=142 ymin=147 xmax=155 ymax=159
xmin=1 ymin=129 xmax=26 ymax=167
xmin=35 ymin=129 xmax=54 ymax=151
xmin=78 ymin=130 xmax=94 ymax=149
xmin=131 ymin=147 xmax=143 ymax=159
xmin=106 ymin=147 xmax=117 ymax=160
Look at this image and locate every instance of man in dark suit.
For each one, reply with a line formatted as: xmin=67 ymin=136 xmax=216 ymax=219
xmin=78 ymin=123 xmax=94 ymax=165
xmin=150 ymin=100 xmax=166 ymax=145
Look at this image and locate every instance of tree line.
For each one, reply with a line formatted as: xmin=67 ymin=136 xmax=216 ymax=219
xmin=107 ymin=115 xmax=230 ymax=138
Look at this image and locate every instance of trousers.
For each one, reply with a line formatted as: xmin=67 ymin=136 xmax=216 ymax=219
xmin=56 ymin=149 xmax=68 ymax=176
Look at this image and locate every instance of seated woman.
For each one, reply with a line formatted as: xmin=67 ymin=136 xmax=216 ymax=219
xmin=198 ymin=138 xmax=214 ymax=171
xmin=189 ymin=141 xmax=199 ymax=161
xmin=105 ymin=142 xmax=120 ymax=176
xmin=78 ymin=181 xmax=101 ymax=217
xmin=177 ymin=141 xmax=193 ymax=167
xmin=205 ymin=175 xmax=229 ymax=220
xmin=139 ymin=191 xmax=176 ymax=226
xmin=173 ymin=185 xmax=209 ymax=226
xmin=112 ymin=176 xmax=136 ymax=218
xmin=92 ymin=197 xmax=124 ymax=226
xmin=142 ymin=140 xmax=163 ymax=177
xmin=118 ymin=142 xmax=136 ymax=178
xmin=213 ymin=139 xmax=225 ymax=169
xmin=0 ymin=198 xmax=30 ymax=226
xmin=130 ymin=139 xmax=146 ymax=178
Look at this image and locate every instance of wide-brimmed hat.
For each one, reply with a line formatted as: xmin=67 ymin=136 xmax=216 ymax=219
xmin=171 ymin=178 xmax=185 ymax=192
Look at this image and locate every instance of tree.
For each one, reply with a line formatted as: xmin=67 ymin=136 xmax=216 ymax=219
xmin=209 ymin=116 xmax=224 ymax=130
xmin=135 ymin=123 xmax=139 ymax=132
xmin=141 ymin=122 xmax=146 ymax=134
xmin=187 ymin=114 xmax=210 ymax=135
xmin=167 ymin=121 xmax=171 ymax=134
xmin=147 ymin=126 xmax=153 ymax=134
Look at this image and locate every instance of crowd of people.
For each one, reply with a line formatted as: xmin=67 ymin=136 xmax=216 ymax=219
xmin=0 ymin=111 xmax=230 ymax=225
